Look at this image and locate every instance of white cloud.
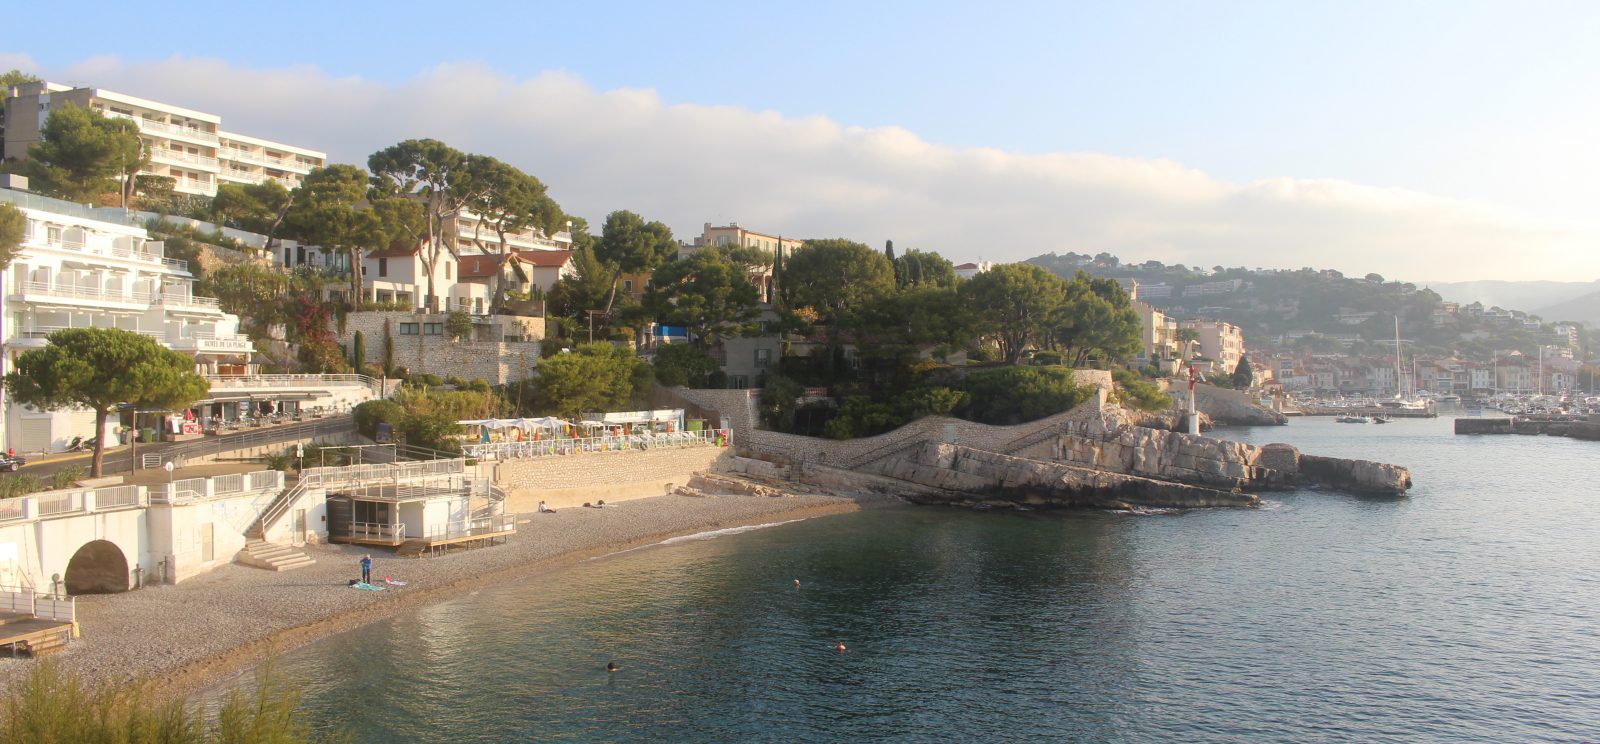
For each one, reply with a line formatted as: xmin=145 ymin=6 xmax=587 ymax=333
xmin=13 ymin=54 xmax=1593 ymax=282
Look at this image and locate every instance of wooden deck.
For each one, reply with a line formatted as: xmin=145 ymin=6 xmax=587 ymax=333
xmin=0 ymin=611 xmax=73 ymax=658
xmin=331 ymin=526 xmax=516 ymax=554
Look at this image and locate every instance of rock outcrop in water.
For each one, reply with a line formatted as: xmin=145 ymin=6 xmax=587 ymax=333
xmin=665 ymin=386 xmax=1410 ymax=511
xmin=879 ymin=443 xmax=1260 ymax=510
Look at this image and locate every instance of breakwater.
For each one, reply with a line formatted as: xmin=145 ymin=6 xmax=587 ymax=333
xmin=1455 ymin=416 xmax=1600 ymax=440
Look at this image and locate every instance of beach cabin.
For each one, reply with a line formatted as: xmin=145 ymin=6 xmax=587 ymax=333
xmin=322 ymin=461 xmax=513 ymax=556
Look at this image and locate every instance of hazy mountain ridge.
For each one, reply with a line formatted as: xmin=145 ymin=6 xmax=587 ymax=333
xmin=1419 ymin=279 xmax=1600 ymax=314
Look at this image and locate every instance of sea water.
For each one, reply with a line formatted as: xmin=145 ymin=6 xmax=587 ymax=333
xmin=257 ymin=416 xmax=1599 ymax=742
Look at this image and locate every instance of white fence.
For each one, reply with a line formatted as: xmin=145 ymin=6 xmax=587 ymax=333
xmin=1 ymin=484 xmax=150 ymax=523
xmin=0 ymin=586 xmax=75 ymax=623
xmin=463 ymin=429 xmax=729 ymax=462
xmin=153 ymin=470 xmax=285 ymax=505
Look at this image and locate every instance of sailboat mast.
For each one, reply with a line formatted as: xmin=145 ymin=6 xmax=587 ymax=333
xmin=1393 ymin=316 xmax=1404 ymax=398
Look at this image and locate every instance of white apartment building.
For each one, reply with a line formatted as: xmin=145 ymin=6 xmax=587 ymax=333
xmin=3 ymin=82 xmax=325 ymax=198
xmin=1 ymin=186 xmax=257 ymax=451
xmin=1179 ymin=319 xmax=1246 ymax=375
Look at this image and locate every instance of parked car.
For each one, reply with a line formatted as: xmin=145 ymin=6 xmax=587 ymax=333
xmin=0 ymin=454 xmax=27 ymax=472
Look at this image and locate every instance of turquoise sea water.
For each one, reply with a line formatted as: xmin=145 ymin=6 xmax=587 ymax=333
xmin=255 ymin=416 xmax=1599 ymax=742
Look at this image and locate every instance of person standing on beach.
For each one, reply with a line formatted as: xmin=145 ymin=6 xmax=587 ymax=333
xmin=360 ymin=554 xmax=373 ymax=584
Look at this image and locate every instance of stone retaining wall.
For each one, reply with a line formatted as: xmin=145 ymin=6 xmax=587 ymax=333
xmin=495 ymin=445 xmax=731 ymax=511
xmin=334 ymin=311 xmax=543 ymax=384
xmin=670 ymin=386 xmax=1112 ymax=470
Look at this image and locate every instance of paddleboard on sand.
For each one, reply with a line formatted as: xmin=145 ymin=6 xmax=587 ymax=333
xmin=384 ymin=577 xmax=408 ymax=586
xmin=351 ymin=581 xmax=385 ymax=591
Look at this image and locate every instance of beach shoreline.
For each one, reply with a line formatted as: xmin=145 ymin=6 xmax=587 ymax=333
xmin=0 ymin=487 xmax=902 ymax=701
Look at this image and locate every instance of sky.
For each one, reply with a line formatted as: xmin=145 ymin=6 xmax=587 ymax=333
xmin=5 ymin=0 xmax=1598 ymax=282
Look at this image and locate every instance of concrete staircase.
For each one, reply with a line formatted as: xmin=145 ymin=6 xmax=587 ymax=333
xmin=236 ymin=539 xmax=316 ymax=572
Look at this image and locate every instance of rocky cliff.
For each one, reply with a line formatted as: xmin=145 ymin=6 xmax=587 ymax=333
xmin=879 ymin=443 xmax=1260 ymax=510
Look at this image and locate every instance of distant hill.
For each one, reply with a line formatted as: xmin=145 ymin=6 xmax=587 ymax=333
xmin=1533 ymin=289 xmax=1600 ymax=326
xmin=1420 ymin=280 xmax=1600 ymax=312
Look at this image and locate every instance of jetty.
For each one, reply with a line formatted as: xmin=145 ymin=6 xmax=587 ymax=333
xmin=1454 ymin=416 xmax=1600 ymax=440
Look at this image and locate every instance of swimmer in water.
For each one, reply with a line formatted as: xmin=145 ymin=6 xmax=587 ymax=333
xmin=835 ymin=641 xmax=846 ymax=653
xmin=607 ymin=662 xmax=619 ymax=673
xmin=794 ymin=579 xmax=801 ymax=589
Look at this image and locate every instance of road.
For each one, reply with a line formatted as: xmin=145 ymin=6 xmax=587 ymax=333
xmin=3 ymin=417 xmax=355 ymax=480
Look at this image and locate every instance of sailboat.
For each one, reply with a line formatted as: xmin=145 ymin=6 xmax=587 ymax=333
xmin=1381 ymin=317 xmax=1429 ymax=412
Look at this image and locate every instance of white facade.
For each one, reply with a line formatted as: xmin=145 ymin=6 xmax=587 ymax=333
xmin=2 ymin=189 xmax=255 ymax=453
xmin=3 ymin=82 xmax=325 ymax=198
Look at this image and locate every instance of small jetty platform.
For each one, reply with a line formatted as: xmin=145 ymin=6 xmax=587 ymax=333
xmin=0 ymin=611 xmax=73 ymax=658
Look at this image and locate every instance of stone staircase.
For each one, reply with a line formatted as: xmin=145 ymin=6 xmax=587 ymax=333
xmin=236 ymin=539 xmax=316 ymax=572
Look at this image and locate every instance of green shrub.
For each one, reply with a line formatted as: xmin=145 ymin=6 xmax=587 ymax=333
xmin=1112 ymin=368 xmax=1173 ymax=412
xmin=652 ymin=344 xmax=723 ymax=388
xmin=353 ymin=400 xmax=405 ymax=439
xmin=957 ymin=365 xmax=1093 ymax=425
xmin=1031 ymin=350 xmax=1063 ymax=366
xmin=0 ymin=658 xmax=335 ymax=743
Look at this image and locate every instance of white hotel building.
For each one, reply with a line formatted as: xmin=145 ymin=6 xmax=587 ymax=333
xmin=3 ymin=82 xmax=325 ymax=198
xmin=0 ymin=183 xmax=261 ymax=452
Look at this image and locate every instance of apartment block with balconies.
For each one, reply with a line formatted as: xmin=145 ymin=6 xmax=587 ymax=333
xmin=1 ymin=186 xmax=256 ymax=453
xmin=2 ymin=81 xmax=324 ymax=198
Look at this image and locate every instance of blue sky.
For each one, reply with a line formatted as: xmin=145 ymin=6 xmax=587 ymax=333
xmin=7 ymin=1 xmax=1598 ymax=280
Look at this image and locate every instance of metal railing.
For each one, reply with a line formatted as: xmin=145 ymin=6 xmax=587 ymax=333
xmin=462 ymin=428 xmax=729 ymax=461
xmin=202 ymin=373 xmax=387 ymax=397
xmin=35 ymin=492 xmax=81 ymax=517
xmin=13 ymin=280 xmax=156 ymax=305
xmin=20 ymin=228 xmax=182 ymax=271
xmin=105 ymin=112 xmax=220 ymax=143
xmin=157 ymin=293 xmax=221 ymax=309
xmin=421 ymin=515 xmax=516 ymax=540
xmin=94 ymin=485 xmax=142 ymax=510
xmin=0 ymin=500 xmax=26 ymax=522
xmin=151 ymin=148 xmax=219 ymax=168
xmin=341 ymin=521 xmax=407 ymax=542
xmin=220 ymin=148 xmax=315 ymax=171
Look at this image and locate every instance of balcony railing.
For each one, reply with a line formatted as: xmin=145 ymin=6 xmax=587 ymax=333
xmin=152 ymin=148 xmax=219 ymax=169
xmin=106 ymin=111 xmax=219 ymax=143
xmin=219 ymin=148 xmax=316 ymax=173
xmin=204 ymin=373 xmax=386 ymax=397
xmin=21 ymin=228 xmax=185 ymax=272
xmin=13 ymin=280 xmax=156 ymax=305
xmin=158 ymin=293 xmax=222 ymax=310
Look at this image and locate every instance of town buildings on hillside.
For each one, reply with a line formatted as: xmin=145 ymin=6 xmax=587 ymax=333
xmin=3 ymin=82 xmax=326 ymax=198
xmin=0 ymin=181 xmax=380 ymax=454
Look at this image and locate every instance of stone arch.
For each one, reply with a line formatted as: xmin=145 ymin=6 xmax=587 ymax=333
xmin=64 ymin=539 xmax=129 ymax=595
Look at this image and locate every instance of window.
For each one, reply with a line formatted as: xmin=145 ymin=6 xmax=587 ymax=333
xmin=398 ymin=323 xmax=419 ymax=335
xmin=623 ymin=279 xmax=633 ymax=293
xmin=378 ymin=258 xmax=388 ymax=277
xmin=755 ymin=348 xmax=772 ymax=368
xmin=445 ymin=262 xmax=452 ymax=280
xmin=423 ymin=323 xmax=444 ymax=335
xmin=474 ymin=297 xmax=483 ymax=313
xmin=729 ymin=375 xmax=749 ymax=389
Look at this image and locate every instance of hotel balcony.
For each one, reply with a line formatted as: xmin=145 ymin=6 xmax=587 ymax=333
xmin=105 ymin=111 xmax=220 ymax=145
xmin=21 ymin=230 xmax=188 ymax=272
xmin=219 ymin=148 xmax=317 ymax=174
xmin=151 ymin=148 xmax=220 ymax=171
xmin=10 ymin=281 xmax=156 ymax=310
xmin=219 ymin=166 xmax=300 ymax=188
xmin=156 ymin=292 xmax=223 ymax=314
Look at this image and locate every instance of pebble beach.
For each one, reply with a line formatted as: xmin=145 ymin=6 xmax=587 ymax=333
xmin=0 ymin=488 xmax=897 ymax=699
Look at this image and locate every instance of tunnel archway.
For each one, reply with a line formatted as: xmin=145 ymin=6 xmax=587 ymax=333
xmin=64 ymin=540 xmax=129 ymax=595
